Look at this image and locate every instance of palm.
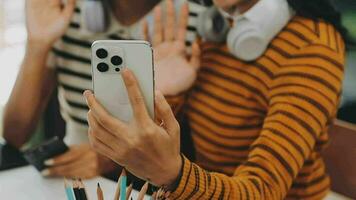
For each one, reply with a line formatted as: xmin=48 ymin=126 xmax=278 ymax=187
xmin=155 ymin=52 xmax=197 ymax=95
xmin=154 ymin=41 xmax=184 ymax=61
xmin=144 ymin=2 xmax=200 ymax=96
xmin=26 ymin=0 xmax=75 ymax=47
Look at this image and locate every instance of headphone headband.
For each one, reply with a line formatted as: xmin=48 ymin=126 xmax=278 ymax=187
xmin=197 ymin=0 xmax=294 ymax=61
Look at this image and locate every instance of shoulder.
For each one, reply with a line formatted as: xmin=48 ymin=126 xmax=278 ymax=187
xmin=270 ymin=17 xmax=346 ymax=102
xmin=272 ymin=16 xmax=346 ymax=71
xmin=277 ymin=16 xmax=345 ymax=54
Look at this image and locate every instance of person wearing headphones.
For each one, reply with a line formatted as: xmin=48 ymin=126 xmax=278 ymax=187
xmin=84 ymin=0 xmax=348 ymax=199
xmin=2 ymin=0 xmax=197 ymax=179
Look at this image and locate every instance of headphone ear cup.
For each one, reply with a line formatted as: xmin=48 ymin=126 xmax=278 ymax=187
xmin=227 ymin=20 xmax=268 ymax=61
xmin=83 ymin=0 xmax=108 ymax=33
xmin=197 ymin=7 xmax=229 ymax=43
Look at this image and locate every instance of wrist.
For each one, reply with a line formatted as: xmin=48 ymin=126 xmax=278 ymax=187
xmin=98 ymin=155 xmax=119 ymax=174
xmin=163 ymin=154 xmax=184 ymax=190
xmin=101 ymin=160 xmax=118 ymax=174
xmin=26 ymin=38 xmax=53 ymax=53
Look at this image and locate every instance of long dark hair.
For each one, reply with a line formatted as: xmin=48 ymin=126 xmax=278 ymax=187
xmin=287 ymin=0 xmax=352 ymax=43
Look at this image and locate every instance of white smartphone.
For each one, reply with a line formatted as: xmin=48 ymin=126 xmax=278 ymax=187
xmin=91 ymin=40 xmax=155 ymax=122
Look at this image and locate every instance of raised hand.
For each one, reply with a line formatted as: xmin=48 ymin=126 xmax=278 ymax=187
xmin=143 ymin=0 xmax=201 ymax=96
xmin=26 ymin=0 xmax=76 ymax=50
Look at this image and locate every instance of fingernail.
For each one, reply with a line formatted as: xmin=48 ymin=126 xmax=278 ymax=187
xmin=122 ymin=68 xmax=130 ymax=76
xmin=122 ymin=69 xmax=134 ymax=82
xmin=41 ymin=169 xmax=50 ymax=176
xmin=44 ymin=159 xmax=54 ymax=166
xmin=83 ymin=90 xmax=92 ymax=98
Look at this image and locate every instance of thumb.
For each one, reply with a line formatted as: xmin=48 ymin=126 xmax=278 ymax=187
xmin=154 ymin=91 xmax=179 ymax=135
xmin=189 ymin=41 xmax=201 ymax=70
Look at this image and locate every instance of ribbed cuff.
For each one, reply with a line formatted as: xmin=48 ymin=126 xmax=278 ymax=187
xmin=168 ymin=155 xmax=196 ymax=199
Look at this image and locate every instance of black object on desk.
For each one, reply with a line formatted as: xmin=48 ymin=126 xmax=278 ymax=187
xmin=0 ymin=142 xmax=28 ymax=171
xmin=23 ymin=136 xmax=68 ymax=171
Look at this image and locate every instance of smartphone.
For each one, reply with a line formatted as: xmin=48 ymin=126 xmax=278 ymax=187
xmin=23 ymin=137 xmax=68 ymax=171
xmin=91 ymin=40 xmax=155 ymax=122
xmin=0 ymin=142 xmax=28 ymax=171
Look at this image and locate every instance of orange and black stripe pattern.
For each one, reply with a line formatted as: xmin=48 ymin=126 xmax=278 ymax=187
xmin=168 ymin=16 xmax=345 ymax=199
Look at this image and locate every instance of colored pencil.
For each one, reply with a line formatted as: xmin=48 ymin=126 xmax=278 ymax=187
xmin=120 ymin=169 xmax=127 ymax=200
xmin=137 ymin=182 xmax=149 ymax=200
xmin=72 ymin=179 xmax=81 ymax=200
xmin=78 ymin=178 xmax=88 ymax=200
xmin=97 ymin=183 xmax=104 ymax=200
xmin=114 ymin=172 xmax=122 ymax=200
xmin=126 ymin=183 xmax=133 ymax=200
xmin=151 ymin=192 xmax=157 ymax=200
xmin=64 ymin=178 xmax=76 ymax=200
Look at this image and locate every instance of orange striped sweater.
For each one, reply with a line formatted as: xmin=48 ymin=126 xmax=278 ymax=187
xmin=166 ymin=16 xmax=345 ymax=199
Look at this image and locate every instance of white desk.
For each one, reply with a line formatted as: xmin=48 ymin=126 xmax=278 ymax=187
xmin=0 ymin=164 xmax=350 ymax=200
xmin=0 ymin=166 xmax=150 ymax=200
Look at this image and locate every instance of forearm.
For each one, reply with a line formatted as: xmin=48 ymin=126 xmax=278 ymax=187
xmin=169 ymin=156 xmax=281 ymax=200
xmin=168 ymin=44 xmax=345 ymax=200
xmin=3 ymin=42 xmax=56 ymax=148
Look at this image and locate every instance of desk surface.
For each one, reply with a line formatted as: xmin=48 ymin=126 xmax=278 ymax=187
xmin=0 ymin=156 xmax=350 ymax=200
xmin=0 ymin=166 xmax=149 ymax=200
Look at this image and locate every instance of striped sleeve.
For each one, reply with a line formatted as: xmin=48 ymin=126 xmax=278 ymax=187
xmin=168 ymin=42 xmax=345 ymax=199
xmin=165 ymin=94 xmax=187 ymax=115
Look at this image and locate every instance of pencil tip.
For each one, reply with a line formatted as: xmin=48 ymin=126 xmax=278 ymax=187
xmin=97 ymin=183 xmax=100 ymax=188
xmin=139 ymin=181 xmax=149 ymax=194
xmin=144 ymin=181 xmax=149 ymax=187
xmin=121 ymin=168 xmax=127 ymax=177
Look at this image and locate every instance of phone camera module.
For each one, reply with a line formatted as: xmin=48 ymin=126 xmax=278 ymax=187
xmin=97 ymin=62 xmax=109 ymax=72
xmin=111 ymin=56 xmax=123 ymax=66
xmin=96 ymin=48 xmax=108 ymax=59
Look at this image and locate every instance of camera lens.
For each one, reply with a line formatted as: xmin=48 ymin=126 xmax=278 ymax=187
xmin=111 ymin=56 xmax=123 ymax=66
xmin=97 ymin=62 xmax=109 ymax=72
xmin=96 ymin=48 xmax=108 ymax=59
xmin=115 ymin=68 xmax=120 ymax=72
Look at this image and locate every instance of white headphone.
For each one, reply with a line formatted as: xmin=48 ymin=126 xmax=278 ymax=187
xmin=197 ymin=0 xmax=295 ymax=61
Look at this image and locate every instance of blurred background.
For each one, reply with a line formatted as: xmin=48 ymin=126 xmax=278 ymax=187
xmin=0 ymin=0 xmax=26 ymax=106
xmin=0 ymin=0 xmax=26 ymax=136
xmin=0 ymin=0 xmax=355 ymax=128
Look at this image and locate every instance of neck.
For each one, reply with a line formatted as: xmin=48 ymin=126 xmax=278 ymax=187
xmin=110 ymin=0 xmax=159 ymax=26
xmin=223 ymin=0 xmax=259 ymax=15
